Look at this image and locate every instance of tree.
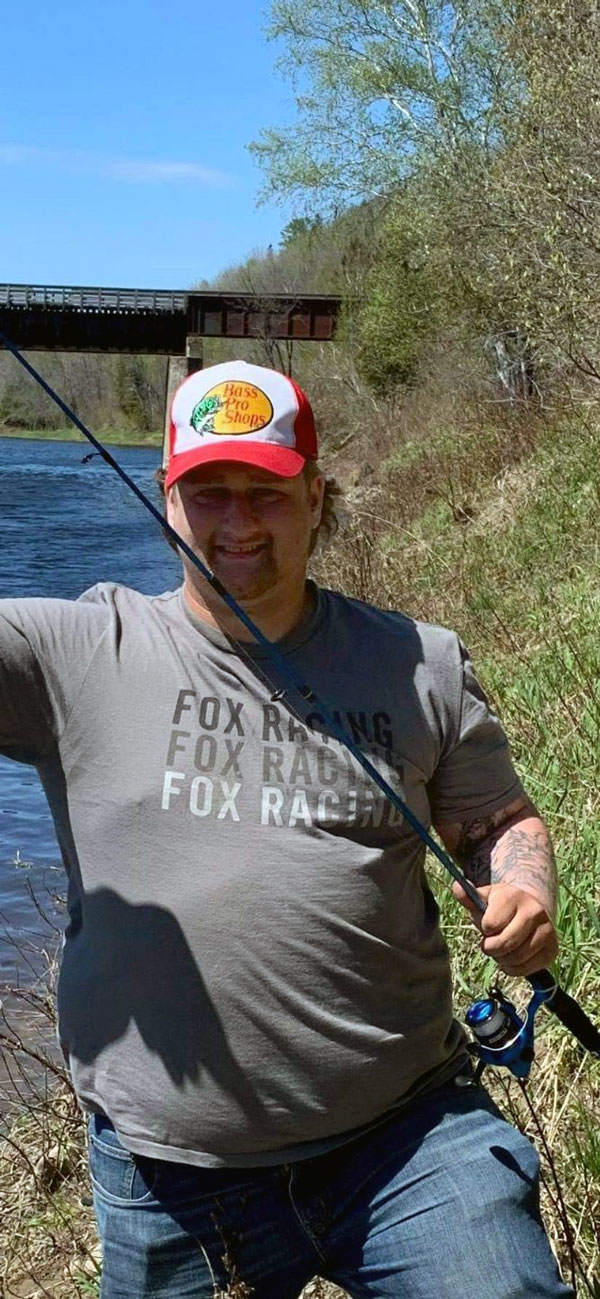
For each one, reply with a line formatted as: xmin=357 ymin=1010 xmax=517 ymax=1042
xmin=0 ymin=375 xmax=64 ymax=429
xmin=115 ymin=356 xmax=164 ymax=435
xmin=252 ymin=0 xmax=600 ymax=398
xmin=250 ymin=0 xmax=520 ymax=210
xmin=279 ymin=215 xmax=323 ymax=248
xmin=355 ymin=192 xmax=454 ymax=393
xmin=423 ymin=0 xmax=600 ymax=387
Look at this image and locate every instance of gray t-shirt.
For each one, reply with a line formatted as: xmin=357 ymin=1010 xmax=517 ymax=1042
xmin=0 ymin=581 xmax=522 ymax=1166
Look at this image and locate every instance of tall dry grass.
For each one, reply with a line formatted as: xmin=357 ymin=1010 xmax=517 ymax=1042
xmin=313 ymin=399 xmax=600 ymax=1294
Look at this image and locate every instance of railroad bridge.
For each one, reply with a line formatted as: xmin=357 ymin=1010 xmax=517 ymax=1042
xmin=0 ymin=283 xmax=341 ymax=353
xmin=0 ymin=282 xmax=342 ymax=450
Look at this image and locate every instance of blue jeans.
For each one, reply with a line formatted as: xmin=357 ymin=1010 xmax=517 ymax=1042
xmin=88 ymin=1078 xmax=573 ymax=1298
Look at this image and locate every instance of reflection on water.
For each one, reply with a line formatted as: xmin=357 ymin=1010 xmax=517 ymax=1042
xmin=0 ymin=436 xmax=180 ymax=984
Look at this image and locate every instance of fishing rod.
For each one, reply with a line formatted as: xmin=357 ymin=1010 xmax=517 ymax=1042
xmin=2 ymin=330 xmax=599 ymax=1081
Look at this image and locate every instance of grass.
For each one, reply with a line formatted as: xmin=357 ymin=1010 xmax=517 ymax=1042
xmin=1 ymin=965 xmax=348 ymax=1297
xmin=0 ymin=989 xmax=102 ymax=1295
xmin=0 ymin=425 xmax=162 ymax=446
xmin=0 ymin=1070 xmax=347 ymax=1298
xmin=315 ymin=404 xmax=600 ymax=1293
xmin=1 ymin=402 xmax=599 ymax=1295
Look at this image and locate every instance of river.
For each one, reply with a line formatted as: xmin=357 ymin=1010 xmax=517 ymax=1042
xmin=0 ymin=436 xmax=180 ymax=997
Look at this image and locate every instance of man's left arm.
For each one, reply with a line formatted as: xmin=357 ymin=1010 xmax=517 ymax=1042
xmin=435 ymin=794 xmax=559 ymax=977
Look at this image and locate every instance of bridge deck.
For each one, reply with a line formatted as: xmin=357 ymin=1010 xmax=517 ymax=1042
xmin=0 ymin=283 xmax=341 ymax=353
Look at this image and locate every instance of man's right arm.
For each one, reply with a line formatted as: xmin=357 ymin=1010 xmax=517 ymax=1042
xmin=436 ymin=795 xmax=559 ymax=977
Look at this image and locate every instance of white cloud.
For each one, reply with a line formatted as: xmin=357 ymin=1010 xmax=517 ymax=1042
xmin=0 ymin=144 xmax=231 ymax=186
xmin=103 ymin=158 xmax=229 ymax=184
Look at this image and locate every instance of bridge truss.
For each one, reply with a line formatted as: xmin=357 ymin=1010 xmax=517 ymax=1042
xmin=0 ymin=284 xmax=342 ymax=354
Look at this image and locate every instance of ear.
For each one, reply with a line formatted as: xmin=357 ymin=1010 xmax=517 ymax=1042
xmin=165 ymin=483 xmax=178 ymax=526
xmin=308 ymin=473 xmax=325 ymax=528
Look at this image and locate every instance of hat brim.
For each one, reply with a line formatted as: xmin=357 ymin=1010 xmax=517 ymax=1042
xmin=165 ymin=441 xmax=307 ymax=490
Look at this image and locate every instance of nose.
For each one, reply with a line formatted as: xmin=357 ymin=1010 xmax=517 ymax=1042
xmin=221 ymin=492 xmax=260 ymax=532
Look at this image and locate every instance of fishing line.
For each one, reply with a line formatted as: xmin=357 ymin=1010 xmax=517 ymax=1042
xmin=1 ymin=329 xmax=599 ymax=1070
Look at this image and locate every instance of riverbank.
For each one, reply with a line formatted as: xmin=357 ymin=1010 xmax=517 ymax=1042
xmin=0 ymin=425 xmax=162 ymax=447
xmin=0 ymin=955 xmax=347 ymax=1296
xmin=0 ymin=1074 xmax=344 ymax=1299
xmin=1 ymin=404 xmax=598 ymax=1295
xmin=316 ymin=404 xmax=600 ymax=1293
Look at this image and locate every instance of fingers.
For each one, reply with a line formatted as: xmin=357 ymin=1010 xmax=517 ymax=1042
xmin=482 ymin=912 xmax=558 ymax=976
xmin=451 ymin=881 xmax=559 ymax=977
xmin=451 ymin=880 xmax=489 ymax=926
xmin=480 ymin=890 xmax=520 ymax=935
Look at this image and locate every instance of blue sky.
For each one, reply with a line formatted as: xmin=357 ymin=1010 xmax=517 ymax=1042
xmin=0 ymin=0 xmax=297 ymax=289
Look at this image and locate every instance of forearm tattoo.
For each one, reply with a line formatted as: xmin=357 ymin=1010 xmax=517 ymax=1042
xmin=454 ymin=800 xmax=558 ymax=918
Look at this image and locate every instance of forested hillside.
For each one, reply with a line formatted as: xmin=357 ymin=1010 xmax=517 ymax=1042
xmin=3 ymin=0 xmax=599 ymax=453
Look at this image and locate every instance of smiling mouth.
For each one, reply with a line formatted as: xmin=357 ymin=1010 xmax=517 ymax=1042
xmin=215 ymin=542 xmax=267 ymax=557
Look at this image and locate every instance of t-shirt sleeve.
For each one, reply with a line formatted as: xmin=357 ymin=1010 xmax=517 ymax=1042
xmin=0 ymin=606 xmax=57 ymax=763
xmin=0 ymin=595 xmax=111 ymax=765
xmin=427 ymin=640 xmax=523 ymax=825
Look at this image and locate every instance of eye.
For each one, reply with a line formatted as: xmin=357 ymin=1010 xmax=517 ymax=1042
xmin=251 ymin=488 xmax=283 ymax=503
xmin=189 ymin=487 xmax=228 ymax=503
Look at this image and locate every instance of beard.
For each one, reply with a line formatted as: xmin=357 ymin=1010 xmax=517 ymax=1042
xmin=183 ymin=539 xmax=280 ymax=604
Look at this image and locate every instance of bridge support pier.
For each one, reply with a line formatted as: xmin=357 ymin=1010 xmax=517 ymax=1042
xmin=162 ymin=336 xmax=204 ymax=466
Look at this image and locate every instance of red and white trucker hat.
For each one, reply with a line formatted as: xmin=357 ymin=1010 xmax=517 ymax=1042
xmin=165 ymin=360 xmax=318 ymax=489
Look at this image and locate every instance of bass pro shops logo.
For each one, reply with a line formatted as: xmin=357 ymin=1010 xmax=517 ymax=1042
xmin=190 ymin=381 xmax=273 ymax=437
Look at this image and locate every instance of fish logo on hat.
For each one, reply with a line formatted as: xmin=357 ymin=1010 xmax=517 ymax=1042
xmin=190 ymin=381 xmax=274 ymax=437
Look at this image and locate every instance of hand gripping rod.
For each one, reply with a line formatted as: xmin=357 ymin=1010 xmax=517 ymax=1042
xmin=1 ymin=332 xmax=599 ymax=1061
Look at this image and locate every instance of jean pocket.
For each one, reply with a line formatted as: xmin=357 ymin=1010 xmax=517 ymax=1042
xmin=88 ymin=1115 xmax=157 ymax=1207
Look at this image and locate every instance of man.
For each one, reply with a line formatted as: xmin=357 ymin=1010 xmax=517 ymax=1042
xmin=0 ymin=360 xmax=570 ymax=1298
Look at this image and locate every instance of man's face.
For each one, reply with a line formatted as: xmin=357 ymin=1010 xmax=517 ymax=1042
xmin=166 ymin=462 xmax=324 ymax=603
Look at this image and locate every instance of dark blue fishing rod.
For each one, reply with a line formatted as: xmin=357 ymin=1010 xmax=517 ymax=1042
xmin=1 ymin=330 xmax=599 ymax=1080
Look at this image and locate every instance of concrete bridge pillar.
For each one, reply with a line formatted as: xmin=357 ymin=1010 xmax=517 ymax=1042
xmin=162 ymin=336 xmax=204 ymax=466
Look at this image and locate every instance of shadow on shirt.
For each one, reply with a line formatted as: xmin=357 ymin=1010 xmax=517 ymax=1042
xmin=57 ymin=887 xmax=263 ymax=1115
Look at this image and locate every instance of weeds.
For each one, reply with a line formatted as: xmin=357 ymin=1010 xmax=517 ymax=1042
xmin=0 ymin=897 xmax=102 ymax=1298
xmin=314 ymin=403 xmax=600 ymax=1292
xmin=0 ymin=926 xmax=345 ymax=1297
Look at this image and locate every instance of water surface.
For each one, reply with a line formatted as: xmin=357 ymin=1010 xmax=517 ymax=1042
xmin=0 ymin=436 xmax=180 ymax=985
